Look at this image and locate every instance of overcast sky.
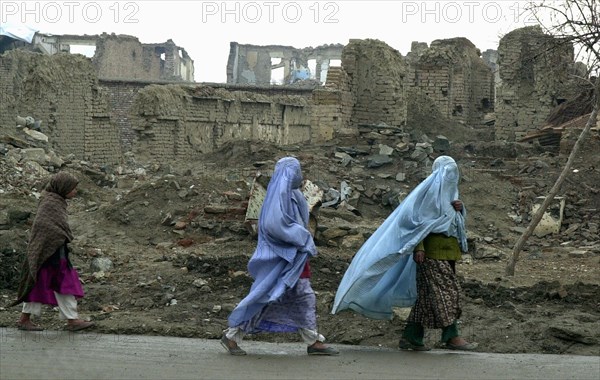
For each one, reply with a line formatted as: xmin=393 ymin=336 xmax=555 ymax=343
xmin=1 ymin=1 xmax=543 ymax=82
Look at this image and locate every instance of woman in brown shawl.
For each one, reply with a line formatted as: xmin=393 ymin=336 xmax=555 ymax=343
xmin=13 ymin=172 xmax=94 ymax=331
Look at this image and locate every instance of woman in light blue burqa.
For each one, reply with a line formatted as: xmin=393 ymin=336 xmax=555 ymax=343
xmin=332 ymin=155 xmax=477 ymax=351
xmin=221 ymin=157 xmax=338 ymax=356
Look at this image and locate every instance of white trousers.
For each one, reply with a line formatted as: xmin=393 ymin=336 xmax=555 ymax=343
xmin=224 ymin=326 xmax=325 ymax=346
xmin=22 ymin=293 xmax=79 ymax=320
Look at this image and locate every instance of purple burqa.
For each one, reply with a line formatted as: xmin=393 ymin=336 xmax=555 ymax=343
xmin=227 ymin=157 xmax=317 ymax=330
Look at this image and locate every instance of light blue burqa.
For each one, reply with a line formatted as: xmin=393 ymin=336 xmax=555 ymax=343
xmin=228 ymin=157 xmax=317 ymax=328
xmin=331 ymin=156 xmax=468 ymax=320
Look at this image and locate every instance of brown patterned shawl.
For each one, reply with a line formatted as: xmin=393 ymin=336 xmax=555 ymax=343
xmin=12 ymin=172 xmax=78 ymax=305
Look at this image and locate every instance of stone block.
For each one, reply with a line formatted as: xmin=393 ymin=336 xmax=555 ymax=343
xmin=532 ymin=196 xmax=565 ymax=237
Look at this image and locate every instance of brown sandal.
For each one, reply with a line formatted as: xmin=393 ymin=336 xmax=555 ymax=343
xmin=16 ymin=321 xmax=44 ymax=331
xmin=65 ymin=320 xmax=95 ymax=331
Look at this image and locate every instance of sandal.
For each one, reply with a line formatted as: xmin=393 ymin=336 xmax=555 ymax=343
xmin=398 ymin=338 xmax=431 ymax=351
xmin=220 ymin=335 xmax=246 ymax=356
xmin=16 ymin=321 xmax=44 ymax=331
xmin=65 ymin=320 xmax=95 ymax=332
xmin=445 ymin=341 xmax=478 ymax=351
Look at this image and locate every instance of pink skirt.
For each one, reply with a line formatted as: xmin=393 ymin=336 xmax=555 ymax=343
xmin=26 ymin=258 xmax=85 ymax=305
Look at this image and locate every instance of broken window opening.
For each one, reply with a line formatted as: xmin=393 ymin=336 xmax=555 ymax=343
xmin=271 ymin=57 xmax=282 ymax=66
xmin=271 ymin=66 xmax=285 ymax=85
xmin=308 ymin=59 xmax=317 ymax=79
xmin=329 ymin=59 xmax=341 ymax=67
xmin=441 ymin=88 xmax=448 ymax=97
xmin=160 ymin=53 xmax=166 ymax=61
xmin=69 ymin=45 xmax=96 ymax=58
xmin=320 ymin=61 xmax=329 ymax=84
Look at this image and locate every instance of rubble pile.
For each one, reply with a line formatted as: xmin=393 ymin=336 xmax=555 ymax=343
xmin=1 ymin=117 xmax=599 ymax=356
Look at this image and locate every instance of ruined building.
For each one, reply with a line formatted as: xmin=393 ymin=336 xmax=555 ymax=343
xmin=0 ymin=50 xmax=121 ymax=164
xmin=407 ymin=38 xmax=494 ymax=126
xmin=4 ymin=31 xmax=195 ymax=82
xmin=0 ymin=27 xmax=587 ymax=167
xmin=227 ymin=42 xmax=344 ymax=85
xmin=342 ymin=39 xmax=409 ymax=129
xmin=495 ymin=26 xmax=580 ymax=141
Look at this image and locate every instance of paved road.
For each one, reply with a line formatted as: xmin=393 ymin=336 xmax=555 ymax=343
xmin=1 ymin=328 xmax=598 ymax=380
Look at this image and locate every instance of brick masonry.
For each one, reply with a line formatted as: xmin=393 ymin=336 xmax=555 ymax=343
xmin=342 ymin=39 xmax=409 ymax=128
xmin=1 ymin=34 xmax=585 ymax=166
xmin=0 ymin=50 xmax=121 ymax=164
xmin=407 ymin=38 xmax=494 ymax=126
xmin=495 ymin=26 xmax=579 ymax=141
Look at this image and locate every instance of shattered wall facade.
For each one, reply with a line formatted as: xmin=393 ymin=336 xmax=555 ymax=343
xmin=0 ymin=50 xmax=121 ymax=164
xmin=93 ymin=34 xmax=194 ymax=82
xmin=227 ymin=42 xmax=343 ymax=85
xmin=407 ymin=38 xmax=494 ymax=125
xmin=0 ymin=50 xmax=351 ymax=166
xmin=495 ymin=26 xmax=577 ymax=141
xmin=4 ymin=34 xmax=586 ymax=167
xmin=342 ymin=39 xmax=408 ymax=128
xmin=26 ymin=33 xmax=194 ymax=82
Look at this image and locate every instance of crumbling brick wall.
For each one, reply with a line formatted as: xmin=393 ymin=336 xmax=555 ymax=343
xmin=94 ymin=35 xmax=162 ymax=81
xmin=495 ymin=26 xmax=576 ymax=141
xmin=127 ymin=85 xmax=315 ymax=162
xmin=0 ymin=50 xmax=121 ymax=164
xmin=99 ymin=80 xmax=152 ymax=151
xmin=94 ymin=34 xmax=194 ymax=82
xmin=342 ymin=39 xmax=408 ymax=128
xmin=311 ymin=67 xmax=354 ymax=139
xmin=407 ymin=38 xmax=494 ymax=126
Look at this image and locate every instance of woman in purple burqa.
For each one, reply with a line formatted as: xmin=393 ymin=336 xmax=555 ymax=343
xmin=221 ymin=157 xmax=338 ymax=356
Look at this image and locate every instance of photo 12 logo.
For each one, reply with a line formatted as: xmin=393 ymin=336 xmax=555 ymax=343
xmin=200 ymin=1 xmax=340 ymax=23
xmin=1 ymin=1 xmax=140 ymax=24
xmin=399 ymin=1 xmax=538 ymax=24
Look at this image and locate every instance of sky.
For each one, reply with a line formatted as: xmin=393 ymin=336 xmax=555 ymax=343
xmin=1 ymin=0 xmax=545 ymax=82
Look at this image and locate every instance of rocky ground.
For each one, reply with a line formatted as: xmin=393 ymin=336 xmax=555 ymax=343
xmin=1 ymin=122 xmax=599 ymax=357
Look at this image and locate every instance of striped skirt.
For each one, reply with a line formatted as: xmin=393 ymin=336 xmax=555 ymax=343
xmin=407 ymin=258 xmax=461 ymax=329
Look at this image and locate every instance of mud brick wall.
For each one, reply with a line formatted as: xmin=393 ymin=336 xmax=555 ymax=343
xmin=0 ymin=50 xmax=121 ymax=164
xmin=311 ymin=67 xmax=354 ymax=140
xmin=342 ymin=39 xmax=408 ymax=128
xmin=496 ymin=26 xmax=576 ymax=141
xmin=407 ymin=38 xmax=494 ymax=126
xmin=128 ymin=85 xmax=315 ymax=162
xmin=85 ymin=88 xmax=123 ymax=164
xmin=99 ymin=80 xmax=153 ymax=152
xmin=94 ymin=35 xmax=162 ymax=81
